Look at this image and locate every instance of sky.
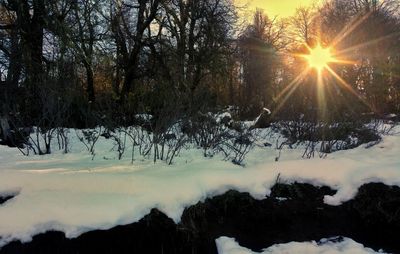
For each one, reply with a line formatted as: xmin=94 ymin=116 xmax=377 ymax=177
xmin=238 ymin=0 xmax=316 ymax=18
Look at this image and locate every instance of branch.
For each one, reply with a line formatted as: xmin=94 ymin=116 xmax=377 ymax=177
xmin=0 ymin=24 xmax=15 ymax=30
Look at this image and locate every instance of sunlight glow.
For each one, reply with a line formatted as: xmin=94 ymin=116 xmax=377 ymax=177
xmin=271 ymin=68 xmax=310 ymax=118
xmin=304 ymin=44 xmax=335 ymax=71
xmin=270 ymin=9 xmax=390 ymax=118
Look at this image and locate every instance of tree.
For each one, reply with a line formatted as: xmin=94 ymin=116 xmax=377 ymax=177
xmin=0 ymin=5 xmax=21 ymax=111
xmin=160 ymin=0 xmax=238 ymax=110
xmin=238 ymin=9 xmax=286 ymax=117
xmin=289 ymin=6 xmax=317 ymax=45
xmin=111 ymin=0 xmax=162 ymax=104
xmin=2 ymin=0 xmax=46 ymax=93
xmin=68 ymin=0 xmax=102 ymax=103
xmin=319 ymin=0 xmax=400 ymax=114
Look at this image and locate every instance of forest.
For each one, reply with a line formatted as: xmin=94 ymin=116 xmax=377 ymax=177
xmin=0 ymin=0 xmax=400 ymax=161
xmin=0 ymin=0 xmax=398 ymax=158
xmin=1 ymin=1 xmax=400 ymax=253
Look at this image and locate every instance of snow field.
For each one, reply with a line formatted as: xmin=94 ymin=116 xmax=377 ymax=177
xmin=0 ymin=125 xmax=399 ymax=249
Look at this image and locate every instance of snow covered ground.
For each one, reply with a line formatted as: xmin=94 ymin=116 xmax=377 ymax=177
xmin=216 ymin=237 xmax=385 ymax=254
xmin=0 ymin=125 xmax=399 ymax=251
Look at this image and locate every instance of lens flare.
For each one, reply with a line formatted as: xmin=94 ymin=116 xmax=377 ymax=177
xmin=304 ymin=44 xmax=335 ymax=71
xmin=270 ymin=10 xmax=383 ymax=118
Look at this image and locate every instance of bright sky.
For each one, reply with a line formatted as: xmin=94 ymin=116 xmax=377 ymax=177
xmin=238 ymin=0 xmax=316 ymax=18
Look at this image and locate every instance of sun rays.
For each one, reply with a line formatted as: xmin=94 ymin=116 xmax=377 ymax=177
xmin=271 ymin=10 xmax=391 ymax=120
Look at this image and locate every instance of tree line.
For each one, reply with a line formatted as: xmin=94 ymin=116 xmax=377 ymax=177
xmin=0 ymin=0 xmax=399 ymax=130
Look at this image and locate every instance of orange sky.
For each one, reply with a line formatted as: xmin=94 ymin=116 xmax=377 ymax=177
xmin=238 ymin=0 xmax=317 ymax=18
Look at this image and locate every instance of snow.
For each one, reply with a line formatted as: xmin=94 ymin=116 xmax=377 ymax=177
xmin=216 ymin=237 xmax=384 ymax=254
xmin=216 ymin=112 xmax=233 ymax=123
xmin=134 ymin=114 xmax=153 ymax=121
xmin=263 ymin=108 xmax=271 ymax=115
xmin=0 ymin=125 xmax=399 ymax=247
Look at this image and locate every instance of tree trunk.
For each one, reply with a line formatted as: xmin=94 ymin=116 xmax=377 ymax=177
xmin=119 ymin=66 xmax=136 ymax=104
xmin=17 ymin=0 xmax=45 ymax=94
xmin=0 ymin=116 xmax=11 ymax=143
xmin=85 ymin=64 xmax=95 ymax=103
xmin=119 ymin=49 xmax=141 ymax=104
xmin=6 ymin=29 xmax=22 ymax=89
xmin=28 ymin=0 xmax=45 ymax=93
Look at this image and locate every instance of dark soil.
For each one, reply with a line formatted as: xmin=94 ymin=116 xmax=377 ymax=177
xmin=1 ymin=182 xmax=399 ymax=254
xmin=0 ymin=195 xmax=16 ymax=205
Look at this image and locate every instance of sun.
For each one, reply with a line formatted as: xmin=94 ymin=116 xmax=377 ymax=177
xmin=304 ymin=44 xmax=335 ymax=71
xmin=272 ymin=11 xmax=380 ymax=120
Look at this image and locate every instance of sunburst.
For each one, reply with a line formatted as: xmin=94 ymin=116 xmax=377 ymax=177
xmin=271 ymin=11 xmax=385 ymax=119
xmin=303 ymin=44 xmax=335 ymax=72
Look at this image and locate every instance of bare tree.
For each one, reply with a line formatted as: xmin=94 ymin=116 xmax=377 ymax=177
xmin=238 ymin=9 xmax=286 ymax=117
xmin=289 ymin=6 xmax=317 ymax=45
xmin=111 ymin=0 xmax=162 ymax=104
xmin=161 ymin=0 xmax=238 ymax=108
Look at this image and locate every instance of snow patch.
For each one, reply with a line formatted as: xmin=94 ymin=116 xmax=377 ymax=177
xmin=216 ymin=236 xmax=384 ymax=254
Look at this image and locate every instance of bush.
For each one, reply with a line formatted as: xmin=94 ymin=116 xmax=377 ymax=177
xmin=272 ymin=119 xmax=382 ymax=158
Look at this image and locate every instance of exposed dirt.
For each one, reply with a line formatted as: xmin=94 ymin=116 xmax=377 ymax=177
xmin=0 ymin=195 xmax=16 ymax=206
xmin=1 ymin=183 xmax=399 ymax=254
